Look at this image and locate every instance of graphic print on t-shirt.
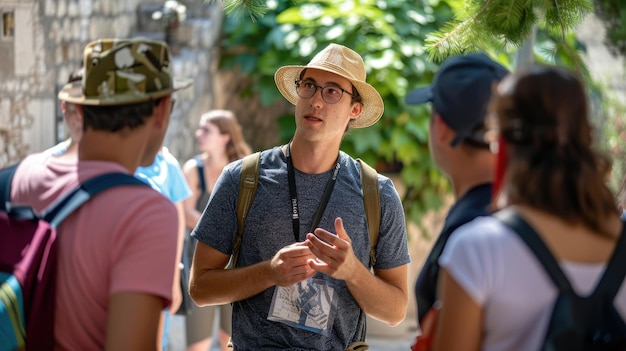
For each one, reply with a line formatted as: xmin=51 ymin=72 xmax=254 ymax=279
xmin=268 ymin=278 xmax=337 ymax=336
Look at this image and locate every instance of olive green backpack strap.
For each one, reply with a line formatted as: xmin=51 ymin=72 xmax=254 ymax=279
xmin=231 ymin=154 xmax=380 ymax=269
xmin=345 ymin=341 xmax=370 ymax=350
xmin=230 ymin=152 xmax=261 ymax=269
xmin=357 ymin=159 xmax=381 ymax=268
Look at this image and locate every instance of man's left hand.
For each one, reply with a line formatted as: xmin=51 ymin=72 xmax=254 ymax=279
xmin=305 ymin=217 xmax=360 ymax=280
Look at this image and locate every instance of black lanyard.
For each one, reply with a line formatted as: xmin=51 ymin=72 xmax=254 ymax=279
xmin=286 ymin=143 xmax=341 ymax=242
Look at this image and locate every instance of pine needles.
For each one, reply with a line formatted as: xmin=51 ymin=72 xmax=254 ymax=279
xmin=425 ymin=0 xmax=594 ymax=64
xmin=221 ymin=0 xmax=268 ymax=22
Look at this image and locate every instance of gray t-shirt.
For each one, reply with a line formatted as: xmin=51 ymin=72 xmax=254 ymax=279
xmin=192 ymin=146 xmax=410 ymax=350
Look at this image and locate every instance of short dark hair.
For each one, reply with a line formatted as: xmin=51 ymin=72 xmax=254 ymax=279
xmin=431 ymin=105 xmax=490 ymax=150
xmin=81 ymin=98 xmax=162 ymax=133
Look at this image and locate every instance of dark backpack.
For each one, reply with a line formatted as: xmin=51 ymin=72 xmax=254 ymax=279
xmin=495 ymin=209 xmax=626 ymax=351
xmin=0 ymin=164 xmax=147 ymax=351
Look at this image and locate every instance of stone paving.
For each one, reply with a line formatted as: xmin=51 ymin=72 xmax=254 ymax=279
xmin=166 ymin=314 xmax=416 ymax=351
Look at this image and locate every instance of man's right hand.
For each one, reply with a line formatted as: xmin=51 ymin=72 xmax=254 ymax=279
xmin=270 ymin=242 xmax=317 ymax=286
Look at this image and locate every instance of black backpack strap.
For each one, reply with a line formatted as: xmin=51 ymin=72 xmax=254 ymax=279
xmin=42 ymin=172 xmax=147 ymax=229
xmin=194 ymin=155 xmax=206 ymax=193
xmin=0 ymin=163 xmax=20 ymax=212
xmin=494 ymin=208 xmax=574 ymax=293
xmin=593 ymin=221 xmax=626 ymax=299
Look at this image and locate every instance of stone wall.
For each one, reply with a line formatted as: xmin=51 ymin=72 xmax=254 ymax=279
xmin=0 ymin=0 xmax=225 ymax=167
xmin=0 ymin=1 xmax=51 ymax=167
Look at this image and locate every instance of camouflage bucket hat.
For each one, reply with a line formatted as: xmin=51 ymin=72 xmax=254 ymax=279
xmin=58 ymin=38 xmax=192 ymax=106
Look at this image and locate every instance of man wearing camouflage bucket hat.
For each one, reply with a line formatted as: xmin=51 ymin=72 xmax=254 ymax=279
xmin=189 ymin=43 xmax=409 ymax=350
xmin=9 ymin=38 xmax=191 ymax=350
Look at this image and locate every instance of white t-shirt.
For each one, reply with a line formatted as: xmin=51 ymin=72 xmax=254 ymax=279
xmin=439 ymin=216 xmax=626 ymax=351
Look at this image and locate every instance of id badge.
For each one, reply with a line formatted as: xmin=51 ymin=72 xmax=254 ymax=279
xmin=267 ymin=278 xmax=337 ymax=336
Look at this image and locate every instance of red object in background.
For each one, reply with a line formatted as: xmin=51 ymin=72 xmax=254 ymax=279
xmin=410 ymin=304 xmax=441 ymax=351
xmin=492 ymin=135 xmax=508 ymax=203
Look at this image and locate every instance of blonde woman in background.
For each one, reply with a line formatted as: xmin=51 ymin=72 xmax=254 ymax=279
xmin=181 ymin=110 xmax=251 ymax=351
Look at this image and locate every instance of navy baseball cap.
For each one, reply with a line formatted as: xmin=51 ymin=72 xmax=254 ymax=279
xmin=405 ymin=53 xmax=509 ymax=146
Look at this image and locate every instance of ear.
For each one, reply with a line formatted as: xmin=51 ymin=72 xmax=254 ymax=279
xmin=153 ymin=96 xmax=171 ymax=129
xmin=221 ymin=132 xmax=231 ymax=146
xmin=61 ymin=100 xmax=67 ymax=113
xmin=75 ymin=107 xmax=83 ymax=124
xmin=349 ymin=101 xmax=363 ymax=121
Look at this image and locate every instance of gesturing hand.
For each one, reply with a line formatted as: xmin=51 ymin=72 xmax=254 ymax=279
xmin=270 ymin=242 xmax=317 ymax=287
xmin=305 ymin=217 xmax=360 ymax=280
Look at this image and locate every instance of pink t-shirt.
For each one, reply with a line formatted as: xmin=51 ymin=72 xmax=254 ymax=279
xmin=11 ymin=152 xmax=178 ymax=350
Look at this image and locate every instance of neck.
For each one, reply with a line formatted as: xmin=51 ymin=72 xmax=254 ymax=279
xmin=202 ymin=150 xmax=230 ymax=170
xmin=78 ymin=128 xmax=149 ymax=173
xmin=288 ymin=138 xmax=341 ymax=174
xmin=448 ymin=151 xmax=494 ymax=200
xmin=64 ymin=140 xmax=79 ymax=158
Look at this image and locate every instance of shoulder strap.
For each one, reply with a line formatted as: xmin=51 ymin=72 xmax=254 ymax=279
xmin=230 ymin=154 xmax=381 ymax=269
xmin=42 ymin=173 xmax=147 ymax=229
xmin=593 ymin=221 xmax=626 ymax=299
xmin=496 ymin=209 xmax=626 ymax=299
xmin=357 ymin=158 xmax=381 ymax=268
xmin=194 ymin=155 xmax=206 ymax=193
xmin=494 ymin=208 xmax=575 ymax=292
xmin=0 ymin=163 xmax=20 ymax=212
xmin=231 ymin=152 xmax=260 ymax=268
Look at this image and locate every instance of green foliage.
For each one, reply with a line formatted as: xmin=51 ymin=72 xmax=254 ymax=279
xmin=594 ymin=0 xmax=626 ymax=57
xmin=533 ymin=24 xmax=590 ymax=80
xmin=221 ymin=0 xmax=268 ymax=22
xmin=217 ymin=0 xmax=619 ymax=232
xmin=219 ymin=0 xmax=459 ymax=227
xmin=425 ymin=0 xmax=594 ymax=64
xmin=596 ymin=87 xmax=626 ymax=193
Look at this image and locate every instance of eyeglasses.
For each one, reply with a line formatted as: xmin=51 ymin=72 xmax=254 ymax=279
xmin=295 ymin=80 xmax=354 ymax=104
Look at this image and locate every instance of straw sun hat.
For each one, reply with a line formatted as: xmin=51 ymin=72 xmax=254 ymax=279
xmin=274 ymin=43 xmax=384 ymax=128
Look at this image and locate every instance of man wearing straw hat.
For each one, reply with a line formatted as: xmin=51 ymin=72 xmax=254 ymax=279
xmin=9 ymin=38 xmax=191 ymax=349
xmin=189 ymin=43 xmax=410 ymax=350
